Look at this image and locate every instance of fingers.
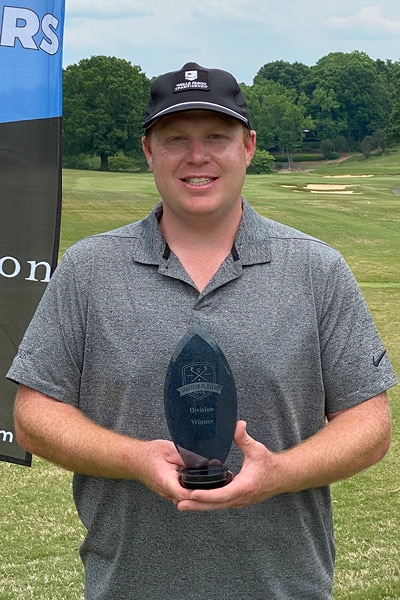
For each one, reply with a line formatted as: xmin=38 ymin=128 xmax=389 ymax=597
xmin=234 ymin=420 xmax=262 ymax=459
xmin=155 ymin=423 xmax=273 ymax=511
xmin=154 ymin=472 xmax=193 ymax=505
xmin=176 ymin=474 xmax=248 ymax=511
xmin=176 ymin=422 xmax=277 ymax=511
xmin=233 ymin=419 xmax=249 ymax=448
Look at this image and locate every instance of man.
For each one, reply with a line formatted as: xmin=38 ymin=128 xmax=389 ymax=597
xmin=8 ymin=62 xmax=397 ymax=599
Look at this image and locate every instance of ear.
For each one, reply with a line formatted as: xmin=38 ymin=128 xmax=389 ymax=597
xmin=142 ymin=135 xmax=153 ymax=171
xmin=245 ymin=130 xmax=256 ymax=168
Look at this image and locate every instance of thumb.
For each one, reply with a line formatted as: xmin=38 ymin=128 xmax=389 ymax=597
xmin=234 ymin=420 xmax=254 ymax=452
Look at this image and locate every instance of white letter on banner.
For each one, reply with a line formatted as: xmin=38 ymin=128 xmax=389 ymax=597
xmin=26 ymin=261 xmax=51 ymax=282
xmin=0 ymin=256 xmax=21 ymax=278
xmin=1 ymin=7 xmax=40 ymax=49
xmin=0 ymin=429 xmax=13 ymax=443
xmin=40 ymin=13 xmax=60 ymax=55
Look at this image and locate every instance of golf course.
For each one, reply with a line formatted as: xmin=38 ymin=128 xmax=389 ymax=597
xmin=1 ymin=150 xmax=399 ymax=599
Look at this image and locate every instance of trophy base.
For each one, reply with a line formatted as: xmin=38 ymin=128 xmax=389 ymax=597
xmin=179 ymin=466 xmax=233 ymax=489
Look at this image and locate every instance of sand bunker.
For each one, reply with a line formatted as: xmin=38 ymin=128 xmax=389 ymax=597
xmin=281 ymin=180 xmax=373 ymax=195
xmin=306 ymin=183 xmax=365 ymax=194
xmin=309 ymin=190 xmax=356 ymax=194
xmin=306 ymin=183 xmax=359 ymax=194
xmin=305 ymin=184 xmax=349 ymax=191
xmin=281 ymin=182 xmax=361 ymax=194
xmin=280 ymin=171 xmax=377 ymax=194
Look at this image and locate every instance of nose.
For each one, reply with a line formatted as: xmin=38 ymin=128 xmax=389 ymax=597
xmin=186 ymin=138 xmax=210 ymax=164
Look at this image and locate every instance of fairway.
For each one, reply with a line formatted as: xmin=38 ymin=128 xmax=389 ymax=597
xmin=1 ymin=151 xmax=399 ymax=599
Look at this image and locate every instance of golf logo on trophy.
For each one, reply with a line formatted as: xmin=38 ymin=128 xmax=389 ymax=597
xmin=164 ymin=324 xmax=237 ymax=489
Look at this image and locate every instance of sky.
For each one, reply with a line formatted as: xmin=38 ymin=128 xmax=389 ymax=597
xmin=63 ymin=0 xmax=400 ymax=84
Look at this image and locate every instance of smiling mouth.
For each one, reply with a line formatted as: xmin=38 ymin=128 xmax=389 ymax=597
xmin=183 ymin=177 xmax=216 ymax=186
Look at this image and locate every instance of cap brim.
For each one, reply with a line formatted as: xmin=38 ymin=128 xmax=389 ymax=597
xmin=143 ymin=101 xmax=250 ymax=131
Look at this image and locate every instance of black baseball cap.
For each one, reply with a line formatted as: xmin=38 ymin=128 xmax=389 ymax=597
xmin=143 ymin=62 xmax=251 ymax=132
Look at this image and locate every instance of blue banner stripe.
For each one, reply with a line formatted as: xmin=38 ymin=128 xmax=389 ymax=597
xmin=0 ymin=1 xmax=64 ymax=123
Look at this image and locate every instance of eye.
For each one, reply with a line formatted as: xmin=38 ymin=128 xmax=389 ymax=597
xmin=165 ymin=135 xmax=188 ymax=147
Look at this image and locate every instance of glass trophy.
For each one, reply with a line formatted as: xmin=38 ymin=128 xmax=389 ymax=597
xmin=164 ymin=324 xmax=237 ymax=489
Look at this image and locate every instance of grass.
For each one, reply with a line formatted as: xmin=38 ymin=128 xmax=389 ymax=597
xmin=1 ymin=150 xmax=399 ymax=599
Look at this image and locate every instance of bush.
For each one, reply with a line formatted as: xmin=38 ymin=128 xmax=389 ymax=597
xmin=62 ymin=153 xmax=90 ymax=169
xmin=126 ymin=150 xmax=151 ymax=172
xmin=272 ymin=153 xmax=323 ymax=163
xmin=360 ymin=136 xmax=374 ymax=159
xmin=247 ymin=149 xmax=275 ymax=174
xmin=320 ymin=138 xmax=335 ymax=159
xmin=108 ymin=154 xmax=135 ymax=171
xmin=332 ymin=135 xmax=348 ymax=153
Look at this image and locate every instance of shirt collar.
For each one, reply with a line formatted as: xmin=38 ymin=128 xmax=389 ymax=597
xmin=131 ymin=197 xmax=271 ymax=266
xmin=235 ymin=197 xmax=271 ymax=265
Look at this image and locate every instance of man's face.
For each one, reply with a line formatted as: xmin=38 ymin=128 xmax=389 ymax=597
xmin=142 ymin=111 xmax=256 ymax=223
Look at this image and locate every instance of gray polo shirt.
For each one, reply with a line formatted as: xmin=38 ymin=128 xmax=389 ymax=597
xmin=8 ymin=198 xmax=397 ymax=600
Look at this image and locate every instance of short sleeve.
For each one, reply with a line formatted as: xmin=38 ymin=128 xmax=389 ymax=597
xmin=7 ymin=249 xmax=88 ymax=405
xmin=318 ymin=256 xmax=397 ymax=413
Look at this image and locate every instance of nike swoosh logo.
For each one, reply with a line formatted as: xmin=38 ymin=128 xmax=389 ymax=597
xmin=373 ymin=350 xmax=387 ymax=367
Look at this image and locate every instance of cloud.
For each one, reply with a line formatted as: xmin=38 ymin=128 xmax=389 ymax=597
xmin=63 ymin=2 xmax=170 ymax=61
xmin=190 ymin=0 xmax=301 ymax=30
xmin=192 ymin=0 xmax=255 ymax=22
xmin=65 ymin=0 xmax=151 ymax=18
xmin=326 ymin=5 xmax=400 ymax=39
xmin=61 ymin=1 xmax=400 ymax=84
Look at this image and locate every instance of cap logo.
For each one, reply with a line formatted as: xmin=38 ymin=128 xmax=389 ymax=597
xmin=174 ymin=68 xmax=210 ymax=93
xmin=185 ymin=70 xmax=198 ymax=81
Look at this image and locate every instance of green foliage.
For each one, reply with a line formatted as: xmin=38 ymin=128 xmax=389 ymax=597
xmin=242 ymin=79 xmax=289 ymax=150
xmin=273 ymin=153 xmax=324 ymax=163
xmin=371 ymin=129 xmax=387 ymax=153
xmin=243 ymin=80 xmax=313 ymax=165
xmin=247 ymin=149 xmax=275 ymax=174
xmin=253 ymin=60 xmax=311 ymax=94
xmin=251 ymin=53 xmax=398 ymax=153
xmin=360 ymin=129 xmax=389 ymax=159
xmin=387 ymin=69 xmax=400 ymax=144
xmin=62 ymin=56 xmax=150 ymax=170
xmin=62 ymin=153 xmax=90 ymax=170
xmin=61 ymin=52 xmax=400 ymax=169
xmin=360 ymin=135 xmax=374 ymax=159
xmin=107 ymin=154 xmax=133 ymax=171
xmin=107 ymin=152 xmax=149 ymax=172
xmin=320 ymin=139 xmax=339 ymax=160
xmin=303 ymin=51 xmax=394 ymax=143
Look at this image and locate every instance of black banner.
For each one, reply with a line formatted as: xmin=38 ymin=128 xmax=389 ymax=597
xmin=0 ymin=1 xmax=65 ymax=465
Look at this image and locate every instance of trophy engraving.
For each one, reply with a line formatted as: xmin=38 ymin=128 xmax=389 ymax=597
xmin=164 ymin=324 xmax=237 ymax=489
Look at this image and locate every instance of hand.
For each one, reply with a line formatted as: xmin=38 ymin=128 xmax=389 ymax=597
xmin=134 ymin=439 xmax=193 ymax=504
xmin=176 ymin=421 xmax=281 ymax=511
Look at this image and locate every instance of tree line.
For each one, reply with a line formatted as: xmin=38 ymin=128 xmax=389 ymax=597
xmin=62 ymin=52 xmax=400 ymax=172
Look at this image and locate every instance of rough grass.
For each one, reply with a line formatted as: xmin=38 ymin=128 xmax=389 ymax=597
xmin=1 ymin=150 xmax=399 ymax=599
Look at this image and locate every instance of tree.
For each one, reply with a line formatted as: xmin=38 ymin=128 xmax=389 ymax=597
xmin=320 ymin=139 xmax=337 ymax=160
xmin=308 ymin=86 xmax=347 ymax=140
xmin=243 ymin=81 xmax=312 ymax=162
xmin=304 ymin=51 xmax=393 ymax=145
xmin=254 ymin=60 xmax=311 ymax=95
xmin=387 ymin=67 xmax=400 ymax=144
xmin=63 ymin=56 xmax=150 ymax=170
xmin=277 ymin=98 xmax=313 ymax=168
xmin=360 ymin=135 xmax=374 ymax=159
xmin=371 ymin=129 xmax=387 ymax=154
xmin=243 ymin=80 xmax=291 ymax=151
